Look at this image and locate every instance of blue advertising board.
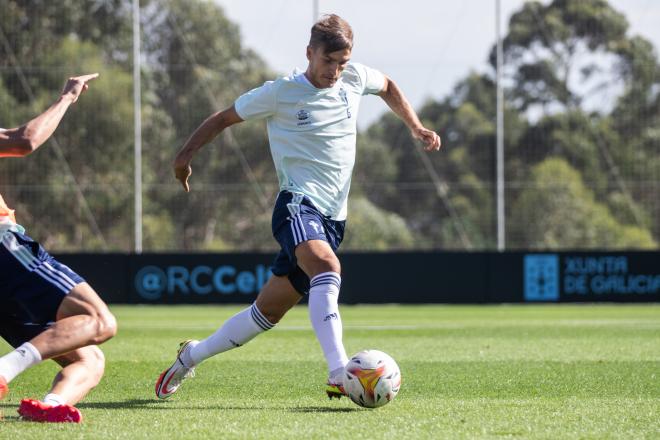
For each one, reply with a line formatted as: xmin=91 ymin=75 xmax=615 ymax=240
xmin=54 ymin=251 xmax=660 ymax=304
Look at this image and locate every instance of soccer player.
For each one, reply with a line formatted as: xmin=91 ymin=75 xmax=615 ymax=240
xmin=156 ymin=15 xmax=440 ymax=400
xmin=0 ymin=74 xmax=117 ymax=422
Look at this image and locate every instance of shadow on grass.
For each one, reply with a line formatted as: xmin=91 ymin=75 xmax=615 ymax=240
xmin=0 ymin=399 xmax=197 ymax=412
xmin=77 ymin=399 xmax=361 ymax=412
xmin=0 ymin=407 xmax=35 ymax=424
xmin=77 ymin=398 xmax=162 ymax=409
xmin=77 ymin=399 xmax=257 ymax=410
xmin=2 ymin=400 xmax=360 ymax=414
xmin=289 ymin=406 xmax=360 ymax=413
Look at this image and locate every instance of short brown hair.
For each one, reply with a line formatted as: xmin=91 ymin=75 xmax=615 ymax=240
xmin=309 ymin=14 xmax=353 ymax=53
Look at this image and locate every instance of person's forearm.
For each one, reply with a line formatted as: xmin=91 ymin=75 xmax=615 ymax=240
xmin=19 ymin=95 xmax=76 ymax=152
xmin=172 ymin=106 xmax=242 ymax=191
xmin=174 ymin=113 xmax=228 ymax=165
xmin=379 ymin=79 xmax=423 ymax=131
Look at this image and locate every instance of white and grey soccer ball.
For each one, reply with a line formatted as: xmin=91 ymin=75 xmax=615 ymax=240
xmin=343 ymin=349 xmax=401 ymax=408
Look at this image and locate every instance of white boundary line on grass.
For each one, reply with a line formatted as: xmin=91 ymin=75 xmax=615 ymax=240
xmin=118 ymin=320 xmax=660 ymax=331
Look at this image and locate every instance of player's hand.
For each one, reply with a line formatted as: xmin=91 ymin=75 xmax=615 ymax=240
xmin=174 ymin=161 xmax=192 ymax=192
xmin=61 ymin=73 xmax=99 ymax=103
xmin=412 ymin=126 xmax=441 ymax=151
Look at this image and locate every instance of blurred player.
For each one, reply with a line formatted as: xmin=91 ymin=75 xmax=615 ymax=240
xmin=0 ymin=74 xmax=117 ymax=422
xmin=156 ymin=15 xmax=440 ymax=400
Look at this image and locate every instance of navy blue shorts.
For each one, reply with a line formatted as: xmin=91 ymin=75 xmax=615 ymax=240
xmin=0 ymin=230 xmax=84 ymax=348
xmin=271 ymin=191 xmax=345 ymax=295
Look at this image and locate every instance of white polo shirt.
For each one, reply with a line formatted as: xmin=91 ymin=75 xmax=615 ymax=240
xmin=235 ymin=63 xmax=385 ymax=220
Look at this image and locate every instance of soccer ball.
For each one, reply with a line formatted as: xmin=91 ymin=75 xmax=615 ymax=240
xmin=343 ymin=350 xmax=401 ymax=408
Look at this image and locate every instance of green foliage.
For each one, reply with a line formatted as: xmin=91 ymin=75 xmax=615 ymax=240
xmin=342 ymin=197 xmax=415 ymax=250
xmin=510 ymin=158 xmax=656 ymax=249
xmin=0 ymin=0 xmax=657 ymax=250
xmin=0 ymin=78 xmax=21 ymax=126
xmin=141 ymin=0 xmax=276 ymax=251
xmin=0 ymin=34 xmax=135 ymax=249
xmin=363 ymin=0 xmax=658 ymax=249
xmin=492 ymin=0 xmax=629 ymax=111
xmin=0 ymin=0 xmax=276 ymax=251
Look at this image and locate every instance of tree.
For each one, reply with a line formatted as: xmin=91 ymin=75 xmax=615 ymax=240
xmin=0 ymin=0 xmax=278 ymax=251
xmin=510 ymin=158 xmax=655 ymax=249
xmin=492 ymin=0 xmax=659 ymax=245
xmin=492 ymin=0 xmax=629 ymax=113
xmin=361 ymin=73 xmax=526 ymax=249
xmin=357 ymin=0 xmax=659 ymax=250
xmin=0 ymin=30 xmax=135 ymax=249
xmin=141 ymin=0 xmax=277 ymax=250
xmin=1 ymin=0 xmax=657 ymax=251
xmin=342 ymin=197 xmax=415 ymax=250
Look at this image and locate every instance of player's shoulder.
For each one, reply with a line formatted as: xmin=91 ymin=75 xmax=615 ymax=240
xmin=239 ymin=76 xmax=287 ymax=104
xmin=276 ymin=74 xmax=297 ymax=90
xmin=347 ymin=62 xmax=376 ymax=74
xmin=341 ymin=62 xmax=370 ymax=87
xmin=266 ymin=72 xmax=304 ymax=94
xmin=272 ymin=71 xmax=318 ymax=98
xmin=343 ymin=62 xmax=363 ymax=78
xmin=259 ymin=75 xmax=288 ymax=92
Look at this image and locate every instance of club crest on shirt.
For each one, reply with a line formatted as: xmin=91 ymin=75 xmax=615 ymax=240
xmin=308 ymin=220 xmax=321 ymax=233
xmin=296 ymin=109 xmax=311 ymax=126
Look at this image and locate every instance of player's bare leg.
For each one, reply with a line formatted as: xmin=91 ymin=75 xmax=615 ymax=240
xmin=49 ymin=346 xmax=105 ymax=404
xmin=295 ymin=239 xmax=341 ymax=277
xmin=156 ymin=274 xmax=301 ymax=399
xmin=13 ymin=283 xmax=115 ymax=422
xmin=0 ymin=282 xmax=115 ymax=409
xmin=255 ymin=274 xmax=304 ymax=323
xmin=295 ymin=239 xmax=349 ymax=398
xmin=28 ymin=283 xmax=117 ymax=360
xmin=18 ymin=345 xmax=105 ymax=423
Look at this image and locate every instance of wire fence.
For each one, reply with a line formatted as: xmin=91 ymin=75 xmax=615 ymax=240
xmin=0 ymin=0 xmax=658 ymax=252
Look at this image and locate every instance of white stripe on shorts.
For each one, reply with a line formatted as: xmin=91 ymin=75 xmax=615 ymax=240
xmin=43 ymin=260 xmax=76 ymax=288
xmin=35 ymin=266 xmax=75 ymax=293
xmin=289 ymin=214 xmax=308 ymax=246
xmin=289 ymin=217 xmax=301 ymax=244
xmin=38 ymin=263 xmax=76 ymax=292
xmin=296 ymin=214 xmax=307 ymax=242
xmin=1 ymin=232 xmax=74 ymax=293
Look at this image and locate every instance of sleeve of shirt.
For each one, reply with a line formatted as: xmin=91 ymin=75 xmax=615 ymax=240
xmin=352 ymin=63 xmax=386 ymax=95
xmin=234 ymin=80 xmax=279 ymax=120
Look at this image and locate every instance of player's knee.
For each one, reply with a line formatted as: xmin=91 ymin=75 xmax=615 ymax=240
xmin=311 ymin=254 xmax=341 ymax=277
xmin=327 ymin=256 xmax=341 ymax=274
xmin=101 ymin=311 xmax=118 ymax=340
xmin=93 ymin=311 xmax=117 ymax=344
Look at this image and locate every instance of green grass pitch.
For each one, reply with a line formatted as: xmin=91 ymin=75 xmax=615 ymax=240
xmin=1 ymin=304 xmax=658 ymax=439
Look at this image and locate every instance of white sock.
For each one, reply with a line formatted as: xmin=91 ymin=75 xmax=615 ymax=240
xmin=187 ymin=303 xmax=274 ymax=366
xmin=43 ymin=393 xmax=66 ymax=406
xmin=0 ymin=342 xmax=42 ymax=382
xmin=308 ymin=272 xmax=349 ymax=374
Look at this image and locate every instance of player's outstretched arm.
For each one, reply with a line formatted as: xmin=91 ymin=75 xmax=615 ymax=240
xmin=377 ymin=77 xmax=441 ymax=152
xmin=173 ymin=105 xmax=244 ymax=192
xmin=0 ymin=74 xmax=99 ymax=158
